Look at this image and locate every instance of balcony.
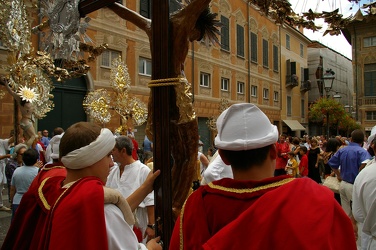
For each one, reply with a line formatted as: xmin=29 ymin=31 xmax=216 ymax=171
xmin=286 ymin=74 xmax=299 ymax=88
xmin=300 ymin=80 xmax=311 ymax=93
xmin=359 ymin=97 xmax=376 ymax=106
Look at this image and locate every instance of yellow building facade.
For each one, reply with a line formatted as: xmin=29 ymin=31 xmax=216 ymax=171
xmin=0 ymin=0 xmax=311 ymax=147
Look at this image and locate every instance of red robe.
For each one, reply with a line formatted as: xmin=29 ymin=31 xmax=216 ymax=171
xmin=169 ymin=176 xmax=356 ymax=250
xmin=299 ymin=154 xmax=309 ymax=177
xmin=2 ymin=164 xmax=66 ymax=250
xmin=276 ymin=142 xmax=290 ymax=169
xmin=2 ymin=164 xmax=108 ymax=250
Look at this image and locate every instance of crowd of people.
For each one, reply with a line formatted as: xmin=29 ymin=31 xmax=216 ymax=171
xmin=2 ymin=102 xmax=376 ymax=249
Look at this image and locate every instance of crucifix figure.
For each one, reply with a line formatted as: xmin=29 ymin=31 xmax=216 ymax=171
xmin=107 ymin=0 xmax=219 ymax=244
xmin=108 ymin=0 xmax=217 ymax=208
xmin=0 ymin=77 xmax=36 ymax=147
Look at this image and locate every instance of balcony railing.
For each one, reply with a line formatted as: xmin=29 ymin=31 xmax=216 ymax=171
xmin=359 ymin=97 xmax=376 ymax=106
xmin=300 ymin=80 xmax=311 ymax=92
xmin=286 ymin=74 xmax=299 ymax=88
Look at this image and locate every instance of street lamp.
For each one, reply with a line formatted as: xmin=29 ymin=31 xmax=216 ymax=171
xmin=333 ymin=92 xmax=341 ymax=135
xmin=322 ymin=69 xmax=336 ymax=138
xmin=323 ymin=69 xmax=335 ymax=98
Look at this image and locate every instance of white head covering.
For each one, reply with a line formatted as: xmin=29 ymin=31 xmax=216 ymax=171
xmin=214 ymin=103 xmax=279 ymax=151
xmin=61 ymin=128 xmax=115 ymax=169
xmin=368 ymin=125 xmax=376 ymax=145
xmin=49 ymin=133 xmax=64 ymax=160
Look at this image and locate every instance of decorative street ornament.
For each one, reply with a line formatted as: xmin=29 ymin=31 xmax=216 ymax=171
xmin=83 ymin=57 xmax=148 ymax=128
xmin=17 ymin=86 xmax=39 ymax=103
xmin=32 ymin=0 xmax=108 ymax=80
xmin=83 ymin=89 xmax=112 ymax=125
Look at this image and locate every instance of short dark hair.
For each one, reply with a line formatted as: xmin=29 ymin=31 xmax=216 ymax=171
xmin=22 ymin=148 xmax=39 ymax=166
xmin=115 ymin=136 xmax=133 ymax=156
xmin=219 ymin=145 xmax=273 ymax=171
xmin=53 ymin=127 xmax=64 ymax=136
xmin=325 ymin=138 xmax=340 ymax=153
xmin=351 ymin=129 xmax=364 ymax=144
xmin=60 ymin=122 xmax=101 ymax=158
xmin=292 ymin=137 xmax=300 ymax=145
xmin=300 ymin=146 xmax=308 ymax=153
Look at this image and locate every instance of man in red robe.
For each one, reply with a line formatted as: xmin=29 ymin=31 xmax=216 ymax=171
xmin=2 ymin=122 xmax=162 ymax=250
xmin=275 ymin=133 xmax=290 ymax=176
xmin=169 ymin=103 xmax=356 ymax=250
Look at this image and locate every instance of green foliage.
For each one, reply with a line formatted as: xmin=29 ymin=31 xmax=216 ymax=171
xmin=309 ymin=97 xmax=359 ymax=133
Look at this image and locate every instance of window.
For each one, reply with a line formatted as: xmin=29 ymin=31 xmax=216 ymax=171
xmin=250 ymin=32 xmax=258 ymax=62
xmin=139 ymin=57 xmax=152 ymax=76
xmin=221 ymin=78 xmax=229 ymax=91
xmin=251 ymin=85 xmax=257 ymax=97
xmin=273 ymin=91 xmax=279 ymax=101
xmin=263 ymin=88 xmax=269 ymax=99
xmin=301 ymin=99 xmax=305 ymax=118
xmin=286 ymin=59 xmax=297 ymax=85
xmin=365 ymin=63 xmax=376 ymax=96
xmin=236 ymin=25 xmax=244 ymax=57
xmin=200 ymin=72 xmax=210 ymax=87
xmin=237 ymin=81 xmax=244 ymax=94
xmin=287 ymin=96 xmax=292 ymax=116
xmin=286 ymin=34 xmax=290 ymax=50
xmin=140 ymin=0 xmax=151 ymax=18
xmin=262 ymin=39 xmax=269 ymax=68
xmin=221 ymin=16 xmax=230 ymax=51
xmin=366 ymin=111 xmax=376 ymax=120
xmin=273 ymin=45 xmax=278 ymax=72
xmin=101 ymin=49 xmax=121 ymax=68
xmin=300 ymin=43 xmax=304 ymax=57
xmin=364 ymin=36 xmax=376 ymax=47
xmin=301 ymin=67 xmax=304 ymax=83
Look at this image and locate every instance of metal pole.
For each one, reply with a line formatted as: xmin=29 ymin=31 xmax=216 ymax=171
xmin=327 ymin=110 xmax=330 ymax=139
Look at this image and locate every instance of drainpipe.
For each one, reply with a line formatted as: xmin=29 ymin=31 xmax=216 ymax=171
xmin=191 ymin=41 xmax=195 ymax=103
xmin=279 ymin=25 xmax=283 ymax=132
xmin=354 ymin=27 xmax=358 ymax=122
xmin=247 ymin=3 xmax=251 ymax=103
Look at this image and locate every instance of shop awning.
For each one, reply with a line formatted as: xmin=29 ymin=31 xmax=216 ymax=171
xmin=283 ymin=120 xmax=306 ymax=131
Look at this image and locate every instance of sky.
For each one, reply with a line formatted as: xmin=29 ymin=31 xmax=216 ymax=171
xmin=288 ymin=0 xmax=373 ymax=59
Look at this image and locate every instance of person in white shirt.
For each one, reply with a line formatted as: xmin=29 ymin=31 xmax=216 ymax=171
xmin=201 ymin=150 xmax=233 ymax=185
xmin=107 ymin=135 xmax=155 ymax=243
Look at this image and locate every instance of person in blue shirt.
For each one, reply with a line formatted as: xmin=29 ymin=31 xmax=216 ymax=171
xmin=40 ymin=130 xmax=51 ymax=148
xmin=328 ymin=129 xmax=371 ymax=218
xmin=143 ymin=135 xmax=153 ymax=163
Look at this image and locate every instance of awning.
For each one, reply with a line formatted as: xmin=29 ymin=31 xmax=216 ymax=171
xmin=283 ymin=120 xmax=306 ymax=131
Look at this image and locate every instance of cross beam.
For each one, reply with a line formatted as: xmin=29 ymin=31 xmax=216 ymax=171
xmin=78 ymin=0 xmax=118 ymax=17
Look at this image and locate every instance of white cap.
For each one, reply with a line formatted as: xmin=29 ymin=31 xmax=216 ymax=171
xmin=50 ymin=133 xmax=64 ymax=160
xmin=214 ymin=103 xmax=278 ymax=151
xmin=368 ymin=125 xmax=376 ymax=145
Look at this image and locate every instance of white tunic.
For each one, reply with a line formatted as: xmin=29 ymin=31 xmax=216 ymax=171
xmin=353 ymin=163 xmax=376 ymax=250
xmin=105 ymin=204 xmax=147 ymax=250
xmin=106 ymin=161 xmax=154 ymax=241
xmin=203 ymin=152 xmax=233 ymax=184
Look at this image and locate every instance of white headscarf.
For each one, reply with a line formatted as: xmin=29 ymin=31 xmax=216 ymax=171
xmin=61 ymin=128 xmax=115 ymax=169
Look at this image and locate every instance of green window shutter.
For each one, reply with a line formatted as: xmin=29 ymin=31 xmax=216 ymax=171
xmin=221 ymin=16 xmax=230 ymax=51
xmin=237 ymin=24 xmax=244 ymax=57
xmin=251 ymin=32 xmax=257 ymax=62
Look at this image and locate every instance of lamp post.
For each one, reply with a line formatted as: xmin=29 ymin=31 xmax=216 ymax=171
xmin=333 ymin=92 xmax=342 ymax=135
xmin=323 ymin=69 xmax=335 ymax=98
xmin=323 ymin=69 xmax=335 ymax=138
